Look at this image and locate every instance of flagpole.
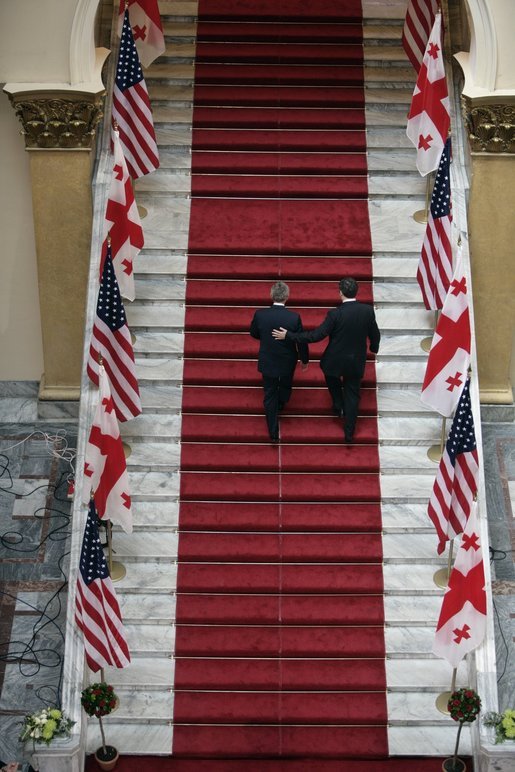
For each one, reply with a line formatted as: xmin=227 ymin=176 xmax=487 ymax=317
xmin=420 ymin=310 xmax=438 ymax=353
xmin=107 ymin=520 xmax=126 ymax=582
xmin=435 ymin=667 xmax=457 ymax=715
xmin=427 ymin=416 xmax=446 ymax=463
xmin=413 ymin=173 xmax=432 ymax=224
xmin=434 ymin=537 xmax=453 ymax=589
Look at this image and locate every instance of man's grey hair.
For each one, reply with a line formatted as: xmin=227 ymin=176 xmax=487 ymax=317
xmin=270 ymin=281 xmax=290 ymax=303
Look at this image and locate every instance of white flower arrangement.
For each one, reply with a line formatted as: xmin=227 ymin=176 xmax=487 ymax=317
xmin=19 ymin=707 xmax=74 ymax=746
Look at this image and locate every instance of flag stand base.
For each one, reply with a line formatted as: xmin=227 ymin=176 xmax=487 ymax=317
xmin=427 ymin=444 xmax=443 ymax=463
xmin=435 ymin=691 xmax=452 ymax=715
xmin=110 ymin=560 xmax=126 ymax=582
xmin=137 ymin=205 xmax=148 ymax=219
xmin=413 ymin=208 xmax=428 ymax=224
xmin=433 ymin=567 xmax=450 ymax=588
xmin=131 ymin=331 xmax=137 ymax=345
xmin=122 ymin=442 xmax=132 ymax=459
xmin=420 ymin=336 xmax=432 ymax=352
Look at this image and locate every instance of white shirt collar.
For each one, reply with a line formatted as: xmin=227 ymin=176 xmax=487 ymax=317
xmin=342 ymin=297 xmax=356 ymax=302
xmin=273 ymin=302 xmax=285 ymax=306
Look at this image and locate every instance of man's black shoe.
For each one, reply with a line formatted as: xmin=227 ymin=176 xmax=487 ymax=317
xmin=344 ymin=432 xmax=353 ymax=444
xmin=270 ymin=433 xmax=280 ymax=442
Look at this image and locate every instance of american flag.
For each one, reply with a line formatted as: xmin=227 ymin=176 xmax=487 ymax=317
xmin=87 ymin=244 xmax=142 ymax=422
xmin=402 ymin=0 xmax=439 ymax=72
xmin=118 ymin=0 xmax=165 ymax=68
xmin=100 ymin=128 xmax=144 ymax=301
xmin=421 ymin=256 xmax=471 ymax=417
xmin=75 ymin=499 xmax=131 ymax=672
xmin=406 ymin=13 xmax=450 ymax=176
xmin=112 ymin=7 xmax=159 ymax=179
xmin=427 ymin=378 xmax=479 ymax=554
xmin=433 ymin=501 xmax=486 ymax=668
xmin=83 ymin=365 xmax=133 ymax=534
xmin=417 ymin=137 xmax=453 ymax=310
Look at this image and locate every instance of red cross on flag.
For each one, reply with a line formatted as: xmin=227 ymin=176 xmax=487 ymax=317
xmin=433 ymin=501 xmax=486 ymax=668
xmin=83 ymin=365 xmax=133 ymax=534
xmin=101 ymin=128 xmax=144 ymax=301
xmin=406 ymin=13 xmax=450 ymax=176
xmin=118 ymin=0 xmax=165 ymax=68
xmin=421 ymin=257 xmax=471 ymax=417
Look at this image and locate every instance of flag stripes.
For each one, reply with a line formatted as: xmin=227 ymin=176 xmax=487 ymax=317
xmin=418 ymin=210 xmax=452 ymax=309
xmin=427 ymin=379 xmax=479 ymax=554
xmin=113 ymin=82 xmax=160 ymax=178
xmin=75 ymin=501 xmax=131 ymax=672
xmin=402 ymin=0 xmax=439 ymax=72
xmin=112 ymin=7 xmax=159 ymax=179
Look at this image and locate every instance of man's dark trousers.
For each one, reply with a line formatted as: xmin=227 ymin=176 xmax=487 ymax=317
xmin=262 ymin=373 xmax=293 ymax=439
xmin=324 ymin=373 xmax=361 ymax=438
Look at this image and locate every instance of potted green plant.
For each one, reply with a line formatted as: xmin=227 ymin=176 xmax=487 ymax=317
xmin=443 ymin=688 xmax=482 ymax=772
xmin=483 ymin=708 xmax=515 ymax=743
xmin=81 ymin=682 xmax=119 ymax=771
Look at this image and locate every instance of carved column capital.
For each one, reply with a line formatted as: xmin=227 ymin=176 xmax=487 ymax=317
xmin=461 ymin=96 xmax=515 ymax=154
xmin=6 ymin=89 xmax=105 ymax=150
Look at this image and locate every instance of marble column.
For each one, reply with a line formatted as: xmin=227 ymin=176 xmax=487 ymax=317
xmin=5 ymin=89 xmax=104 ymax=400
xmin=463 ymin=97 xmax=515 ymax=405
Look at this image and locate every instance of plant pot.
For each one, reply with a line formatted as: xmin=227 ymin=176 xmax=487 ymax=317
xmin=442 ymin=758 xmax=467 ymax=772
xmin=95 ymin=745 xmax=119 ymax=771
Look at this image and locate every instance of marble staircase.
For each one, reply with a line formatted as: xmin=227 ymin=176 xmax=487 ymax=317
xmin=86 ymin=0 xmax=475 ymax=757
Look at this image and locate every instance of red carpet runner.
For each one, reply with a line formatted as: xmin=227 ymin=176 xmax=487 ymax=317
xmin=174 ymin=0 xmax=386 ymax=760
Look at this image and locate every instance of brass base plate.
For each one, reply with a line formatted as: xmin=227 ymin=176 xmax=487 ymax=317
xmin=122 ymin=442 xmax=132 ymax=459
xmin=131 ymin=331 xmax=137 ymax=345
xmin=435 ymin=691 xmax=452 ymax=715
xmin=434 ymin=567 xmax=450 ymax=589
xmin=413 ymin=208 xmax=428 ymax=224
xmin=427 ymin=443 xmax=443 ymax=463
xmin=110 ymin=560 xmax=126 ymax=582
xmin=137 ymin=205 xmax=148 ymax=219
xmin=420 ymin=336 xmax=432 ymax=353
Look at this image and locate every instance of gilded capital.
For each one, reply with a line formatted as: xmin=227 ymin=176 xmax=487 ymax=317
xmin=7 ymin=90 xmax=105 ymax=150
xmin=461 ymin=96 xmax=515 ymax=154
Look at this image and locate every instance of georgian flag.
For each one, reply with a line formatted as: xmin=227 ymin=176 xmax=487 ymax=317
xmin=421 ymin=257 xmax=471 ymax=417
xmin=433 ymin=501 xmax=486 ymax=668
xmin=406 ymin=13 xmax=450 ymax=176
xmin=118 ymin=0 xmax=165 ymax=68
xmin=101 ymin=128 xmax=144 ymax=301
xmin=83 ymin=365 xmax=133 ymax=534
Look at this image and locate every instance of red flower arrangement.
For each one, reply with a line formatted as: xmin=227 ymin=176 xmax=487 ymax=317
xmin=81 ymin=682 xmax=118 ymax=718
xmin=447 ymin=688 xmax=482 ymax=723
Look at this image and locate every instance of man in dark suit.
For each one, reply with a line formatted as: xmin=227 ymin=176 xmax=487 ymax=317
xmin=272 ymin=277 xmax=380 ymax=443
xmin=250 ymin=281 xmax=309 ymax=441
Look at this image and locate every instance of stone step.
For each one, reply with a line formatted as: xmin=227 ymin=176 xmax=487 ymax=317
xmin=116 ymin=562 xmax=178 ymax=593
xmin=125 ymin=624 xmax=175 ymax=656
xmin=385 ymin=626 xmax=439 ymax=658
xmin=159 ymin=0 xmax=198 ymax=16
xmin=368 ymin=149 xmax=417 ymax=173
xmin=118 ymin=593 xmax=177 ymax=624
xmin=383 ymin=535 xmax=446 ymax=565
xmin=379 ymin=445 xmax=442 ymax=474
xmin=369 ymin=200 xmax=429 ymax=253
xmin=128 ymin=470 xmax=180 ymax=498
xmin=86 ymin=721 xmax=173 ymax=755
xmin=112 ymin=531 xmax=179 ymax=561
xmin=163 ymin=21 xmax=196 ymax=39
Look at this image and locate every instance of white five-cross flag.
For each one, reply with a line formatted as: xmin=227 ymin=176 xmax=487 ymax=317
xmin=433 ymin=501 xmax=486 ymax=668
xmin=421 ymin=257 xmax=471 ymax=417
xmin=101 ymin=128 xmax=144 ymax=301
xmin=407 ymin=13 xmax=450 ymax=175
xmin=83 ymin=365 xmax=133 ymax=534
xmin=113 ymin=7 xmax=160 ymax=179
xmin=118 ymin=0 xmax=165 ymax=68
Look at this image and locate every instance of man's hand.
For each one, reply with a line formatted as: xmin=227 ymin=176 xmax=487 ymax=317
xmin=272 ymin=327 xmax=287 ymax=340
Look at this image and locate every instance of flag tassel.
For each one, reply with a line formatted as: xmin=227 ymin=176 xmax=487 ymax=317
xmin=107 ymin=520 xmax=126 ymax=582
xmin=435 ymin=667 xmax=458 ymax=715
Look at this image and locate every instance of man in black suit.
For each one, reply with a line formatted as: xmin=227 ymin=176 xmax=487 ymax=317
xmin=250 ymin=281 xmax=309 ymax=441
xmin=272 ymin=277 xmax=380 ymax=443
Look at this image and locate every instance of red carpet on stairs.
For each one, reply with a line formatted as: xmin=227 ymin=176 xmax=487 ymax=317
xmin=173 ymin=0 xmax=387 ymax=762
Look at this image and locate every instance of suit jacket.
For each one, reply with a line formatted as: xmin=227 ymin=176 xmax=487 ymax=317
xmin=250 ymin=304 xmax=309 ymax=378
xmin=288 ymin=300 xmax=380 ymax=378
